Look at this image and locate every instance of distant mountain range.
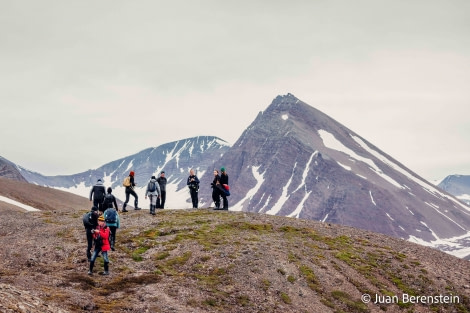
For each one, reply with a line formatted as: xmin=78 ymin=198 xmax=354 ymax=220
xmin=2 ymin=94 xmax=470 ymax=258
xmin=438 ymin=175 xmax=470 ymax=205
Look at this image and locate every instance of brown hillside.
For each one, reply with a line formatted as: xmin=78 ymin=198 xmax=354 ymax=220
xmin=0 ymin=178 xmax=469 ymax=312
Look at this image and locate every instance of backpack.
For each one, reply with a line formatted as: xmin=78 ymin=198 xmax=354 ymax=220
xmin=82 ymin=212 xmax=93 ymax=228
xmin=103 ymin=194 xmax=114 ymax=208
xmin=223 ymin=184 xmax=230 ymax=196
xmin=123 ymin=176 xmax=131 ymax=187
xmin=105 ymin=209 xmax=117 ymax=224
xmin=148 ymin=180 xmax=156 ymax=192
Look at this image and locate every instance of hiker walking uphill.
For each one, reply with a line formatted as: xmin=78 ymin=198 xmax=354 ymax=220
xmin=187 ymin=169 xmax=200 ymax=209
xmin=88 ymin=216 xmax=111 ymax=276
xmin=83 ymin=206 xmax=100 ymax=262
xmin=103 ymin=200 xmax=120 ymax=251
xmin=102 ymin=187 xmax=119 ymax=211
xmin=156 ymin=171 xmax=167 ymax=209
xmin=89 ymin=179 xmax=106 ymax=212
xmin=145 ymin=175 xmax=161 ymax=215
xmin=122 ymin=171 xmax=141 ymax=212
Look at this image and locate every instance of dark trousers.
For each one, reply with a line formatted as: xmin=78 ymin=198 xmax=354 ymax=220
xmin=217 ymin=185 xmax=228 ymax=209
xmin=212 ymin=188 xmax=220 ymax=208
xmin=123 ymin=188 xmax=138 ymax=209
xmin=93 ymin=198 xmax=104 ymax=212
xmin=108 ymin=226 xmax=117 ymax=249
xmin=86 ymin=228 xmax=93 ymax=260
xmin=189 ymin=189 xmax=198 ymax=208
xmin=157 ymin=190 xmax=166 ymax=208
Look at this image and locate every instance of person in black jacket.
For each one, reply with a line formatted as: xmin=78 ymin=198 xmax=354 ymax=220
xmin=214 ymin=167 xmax=229 ymax=210
xmin=89 ymin=179 xmax=106 ymax=212
xmin=156 ymin=171 xmax=167 ymax=209
xmin=220 ymin=167 xmax=229 ymax=210
xmin=211 ymin=169 xmax=221 ymax=209
xmin=123 ymin=171 xmax=141 ymax=212
xmin=83 ymin=206 xmax=100 ymax=262
xmin=187 ymin=169 xmax=200 ymax=209
xmin=102 ymin=187 xmax=119 ymax=211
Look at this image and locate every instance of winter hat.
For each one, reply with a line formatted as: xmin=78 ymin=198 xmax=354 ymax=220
xmin=220 ymin=167 xmax=226 ymax=172
xmin=91 ymin=206 xmax=98 ymax=211
xmin=161 ymin=171 xmax=165 ymax=174
xmin=130 ymin=171 xmax=135 ymax=176
xmin=97 ymin=178 xmax=102 ymax=182
xmin=98 ymin=216 xmax=105 ymax=221
xmin=107 ymin=187 xmax=112 ymax=193
xmin=151 ymin=175 xmax=156 ymax=179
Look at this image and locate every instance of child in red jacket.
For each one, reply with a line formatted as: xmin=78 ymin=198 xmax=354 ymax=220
xmin=88 ymin=215 xmax=111 ymax=275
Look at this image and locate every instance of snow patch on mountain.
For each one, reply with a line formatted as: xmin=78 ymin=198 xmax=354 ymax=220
xmin=232 ymin=166 xmax=265 ymax=212
xmin=318 ymin=130 xmax=403 ymax=189
xmin=0 ymin=196 xmax=40 ymax=211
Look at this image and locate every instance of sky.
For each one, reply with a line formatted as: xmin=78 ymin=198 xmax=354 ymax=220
xmin=1 ymin=0 xmax=469 ymax=181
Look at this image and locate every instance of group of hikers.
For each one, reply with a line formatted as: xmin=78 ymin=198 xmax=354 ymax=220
xmin=83 ymin=167 xmax=229 ymax=275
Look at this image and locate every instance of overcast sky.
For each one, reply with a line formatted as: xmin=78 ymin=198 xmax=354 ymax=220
xmin=1 ymin=0 xmax=469 ymax=181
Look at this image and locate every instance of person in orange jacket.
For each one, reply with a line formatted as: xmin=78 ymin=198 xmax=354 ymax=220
xmin=88 ymin=215 xmax=111 ymax=275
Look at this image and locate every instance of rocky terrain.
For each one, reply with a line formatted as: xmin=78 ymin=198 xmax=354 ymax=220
xmin=1 ymin=177 xmax=470 ymax=312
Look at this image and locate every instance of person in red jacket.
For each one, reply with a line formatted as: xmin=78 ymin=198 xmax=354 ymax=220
xmin=88 ymin=215 xmax=111 ymax=275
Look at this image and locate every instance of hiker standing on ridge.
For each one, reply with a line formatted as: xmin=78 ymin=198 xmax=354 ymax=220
xmin=211 ymin=169 xmax=221 ymax=209
xmin=122 ymin=171 xmax=140 ymax=212
xmin=219 ymin=167 xmax=229 ymax=210
xmin=187 ymin=169 xmax=200 ymax=209
xmin=156 ymin=171 xmax=167 ymax=209
xmin=145 ymin=175 xmax=161 ymax=215
xmin=89 ymin=215 xmax=111 ymax=276
xmin=103 ymin=188 xmax=120 ymax=251
xmin=90 ymin=178 xmax=106 ymax=212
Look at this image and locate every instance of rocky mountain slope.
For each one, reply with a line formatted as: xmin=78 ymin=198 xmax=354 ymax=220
xmin=1 ymin=177 xmax=470 ymax=313
xmin=438 ymin=175 xmax=470 ymax=205
xmin=198 ymin=94 xmax=470 ymax=258
xmin=0 ymin=156 xmax=27 ymax=182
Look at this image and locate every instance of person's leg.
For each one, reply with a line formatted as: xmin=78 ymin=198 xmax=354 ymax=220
xmin=123 ymin=190 xmax=130 ymax=211
xmin=86 ymin=230 xmax=93 ymax=261
xmin=102 ymin=251 xmax=109 ymax=275
xmin=221 ymin=194 xmax=228 ymax=210
xmin=212 ymin=189 xmax=220 ymax=209
xmin=130 ymin=189 xmax=140 ymax=209
xmin=109 ymin=226 xmax=117 ymax=251
xmin=161 ymin=191 xmax=166 ymax=209
xmin=89 ymin=249 xmax=100 ymax=274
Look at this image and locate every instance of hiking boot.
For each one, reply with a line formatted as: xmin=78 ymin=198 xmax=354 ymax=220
xmin=88 ymin=270 xmax=92 ymax=275
xmin=111 ymin=246 xmax=115 ymax=251
xmin=134 ymin=207 xmax=141 ymax=210
xmin=122 ymin=208 xmax=128 ymax=212
xmin=103 ymin=271 xmax=109 ymax=275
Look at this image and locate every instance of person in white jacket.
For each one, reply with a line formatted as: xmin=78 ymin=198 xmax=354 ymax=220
xmin=145 ymin=175 xmax=161 ymax=215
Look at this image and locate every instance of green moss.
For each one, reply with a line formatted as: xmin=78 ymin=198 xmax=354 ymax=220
xmin=280 ymin=292 xmax=292 ymax=304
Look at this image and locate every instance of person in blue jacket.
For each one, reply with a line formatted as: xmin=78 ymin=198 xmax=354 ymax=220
xmin=103 ymin=201 xmax=120 ymax=251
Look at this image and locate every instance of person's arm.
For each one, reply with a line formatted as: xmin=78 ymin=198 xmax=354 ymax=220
xmin=89 ymin=186 xmax=94 ymax=201
xmin=156 ymin=182 xmax=161 ymax=197
xmin=113 ymin=196 xmax=118 ymax=210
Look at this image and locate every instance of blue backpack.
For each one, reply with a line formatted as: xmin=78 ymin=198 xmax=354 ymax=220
xmin=105 ymin=209 xmax=117 ymax=223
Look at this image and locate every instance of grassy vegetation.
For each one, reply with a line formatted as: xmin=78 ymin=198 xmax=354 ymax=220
xmin=54 ymin=209 xmax=470 ymax=312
